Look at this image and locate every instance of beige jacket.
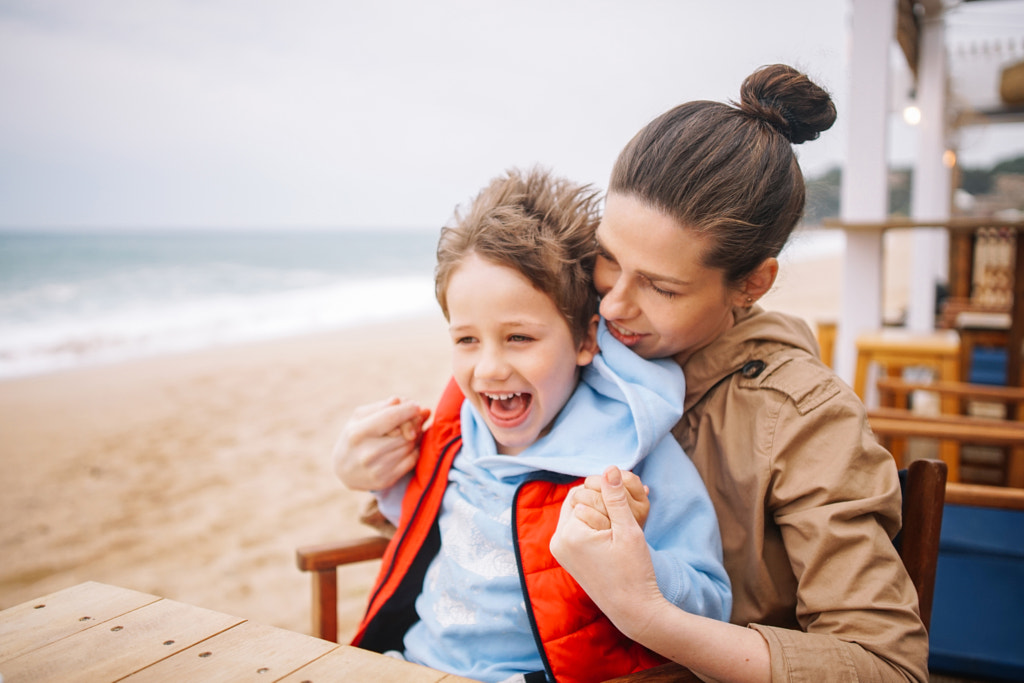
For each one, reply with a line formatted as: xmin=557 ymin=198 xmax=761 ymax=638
xmin=673 ymin=306 xmax=928 ymax=682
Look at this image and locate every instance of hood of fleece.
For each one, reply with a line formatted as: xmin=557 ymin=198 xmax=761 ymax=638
xmin=681 ymin=305 xmax=819 ymax=411
xmin=465 ymin=318 xmax=685 ymax=480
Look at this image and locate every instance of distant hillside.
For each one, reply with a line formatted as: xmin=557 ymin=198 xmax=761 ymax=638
xmin=801 ymin=154 xmax=1024 ymax=225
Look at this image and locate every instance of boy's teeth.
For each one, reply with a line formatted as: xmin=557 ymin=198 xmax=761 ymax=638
xmin=487 ymin=392 xmax=521 ymax=400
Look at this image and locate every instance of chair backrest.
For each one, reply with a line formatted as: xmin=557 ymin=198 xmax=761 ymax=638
xmin=895 ymin=458 xmax=948 ymax=630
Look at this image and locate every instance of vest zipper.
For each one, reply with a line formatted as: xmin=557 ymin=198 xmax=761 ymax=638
xmin=364 ymin=433 xmax=461 ymax=613
xmin=512 ymin=480 xmax=555 ymax=683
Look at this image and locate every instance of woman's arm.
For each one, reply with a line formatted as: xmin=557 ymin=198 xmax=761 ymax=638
xmin=758 ymin=391 xmax=928 ymax=682
xmin=551 ymin=467 xmax=770 ymax=683
xmin=332 ymin=396 xmax=430 ymax=490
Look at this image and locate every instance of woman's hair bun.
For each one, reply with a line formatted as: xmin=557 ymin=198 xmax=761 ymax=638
xmin=737 ymin=64 xmax=837 ymax=144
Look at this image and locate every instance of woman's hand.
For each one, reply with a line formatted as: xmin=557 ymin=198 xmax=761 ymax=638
xmin=332 ymin=396 xmax=431 ymax=491
xmin=552 ymin=465 xmax=771 ymax=683
xmin=569 ymin=468 xmax=650 ymax=530
xmin=549 ymin=466 xmax=664 ymax=640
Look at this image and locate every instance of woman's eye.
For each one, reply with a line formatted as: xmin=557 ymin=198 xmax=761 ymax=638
xmin=643 ymin=277 xmax=677 ymax=299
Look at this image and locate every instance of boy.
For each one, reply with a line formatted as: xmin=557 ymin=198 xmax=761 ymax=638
xmin=339 ymin=168 xmax=730 ymax=683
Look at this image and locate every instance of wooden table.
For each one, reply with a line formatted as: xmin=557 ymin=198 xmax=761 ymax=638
xmin=0 ymin=582 xmax=478 ymax=682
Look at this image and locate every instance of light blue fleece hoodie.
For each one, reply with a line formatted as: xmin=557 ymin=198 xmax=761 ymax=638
xmin=384 ymin=319 xmax=731 ymax=683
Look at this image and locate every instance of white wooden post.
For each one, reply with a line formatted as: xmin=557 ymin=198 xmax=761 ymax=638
xmin=835 ymin=0 xmax=895 ymax=383
xmin=907 ymin=7 xmax=951 ymax=333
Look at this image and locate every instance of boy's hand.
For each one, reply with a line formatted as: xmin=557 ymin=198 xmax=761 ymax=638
xmin=568 ymin=469 xmax=650 ymax=530
xmin=549 ymin=466 xmax=662 ymax=642
xmin=333 ymin=397 xmax=431 ymax=491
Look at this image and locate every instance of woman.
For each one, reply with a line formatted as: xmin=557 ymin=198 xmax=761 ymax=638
xmin=336 ymin=64 xmax=928 ymax=682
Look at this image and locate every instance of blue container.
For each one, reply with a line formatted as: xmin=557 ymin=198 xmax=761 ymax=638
xmin=968 ymin=347 xmax=1008 ymax=386
xmin=928 ymin=503 xmax=1024 ymax=680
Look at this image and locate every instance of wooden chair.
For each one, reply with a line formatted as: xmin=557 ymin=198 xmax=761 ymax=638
xmin=295 ymin=534 xmax=390 ymax=643
xmin=296 ymin=459 xmax=948 ymax=681
xmin=894 ymin=458 xmax=947 ymax=630
xmin=869 ymin=376 xmax=1024 ymax=486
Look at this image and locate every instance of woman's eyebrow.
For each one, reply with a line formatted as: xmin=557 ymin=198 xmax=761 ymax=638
xmin=640 ymin=269 xmax=688 ymax=287
xmin=594 ymin=236 xmax=617 ymax=262
xmin=597 ymin=236 xmax=688 ymax=286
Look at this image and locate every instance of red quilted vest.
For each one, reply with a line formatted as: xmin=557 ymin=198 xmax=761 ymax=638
xmin=352 ymin=379 xmax=667 ymax=682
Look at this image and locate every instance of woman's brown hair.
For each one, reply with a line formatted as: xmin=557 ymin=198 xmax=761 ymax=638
xmin=609 ymin=64 xmax=837 ymax=286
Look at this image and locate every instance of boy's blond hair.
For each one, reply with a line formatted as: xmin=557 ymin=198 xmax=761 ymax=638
xmin=435 ymin=167 xmax=601 ymax=346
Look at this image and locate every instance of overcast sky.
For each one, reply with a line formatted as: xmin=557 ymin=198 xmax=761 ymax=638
xmin=2 ymin=0 xmax=1024 ymax=230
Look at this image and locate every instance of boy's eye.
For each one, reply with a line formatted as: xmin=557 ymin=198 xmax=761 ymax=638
xmin=454 ymin=336 xmax=477 ymax=345
xmin=508 ymin=334 xmax=533 ymax=343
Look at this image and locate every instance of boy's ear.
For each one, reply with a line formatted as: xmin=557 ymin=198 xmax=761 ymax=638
xmin=576 ymin=314 xmax=600 ymax=366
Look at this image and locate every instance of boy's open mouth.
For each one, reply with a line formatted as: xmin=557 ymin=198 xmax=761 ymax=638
xmin=483 ymin=392 xmax=532 ymax=428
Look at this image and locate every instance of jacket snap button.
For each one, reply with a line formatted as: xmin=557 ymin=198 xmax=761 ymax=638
xmin=741 ymin=360 xmax=766 ymax=378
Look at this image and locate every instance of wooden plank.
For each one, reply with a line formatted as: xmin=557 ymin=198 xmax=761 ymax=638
xmin=0 ymin=581 xmax=159 ymax=662
xmin=124 ymin=620 xmax=336 ymax=683
xmin=896 ymin=0 xmax=919 ymax=76
xmin=277 ymin=644 xmax=480 ymax=683
xmin=822 ymin=217 xmax=1024 ymax=232
xmin=946 ymin=481 xmax=1024 ymax=510
xmin=868 ymin=409 xmax=1024 ymax=446
xmin=1010 ymin=232 xmax=1024 ymax=386
xmin=0 ymin=597 xmax=242 ymax=683
xmin=875 ymin=378 xmax=1024 ymax=402
xmin=949 ymin=231 xmax=974 ymax=300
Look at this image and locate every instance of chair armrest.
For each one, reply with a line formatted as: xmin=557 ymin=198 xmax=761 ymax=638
xmin=295 ymin=535 xmax=391 ymax=642
xmin=296 ymin=535 xmax=391 ymax=572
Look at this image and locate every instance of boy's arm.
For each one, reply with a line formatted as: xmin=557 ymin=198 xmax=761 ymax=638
xmin=638 ymin=438 xmax=732 ymax=622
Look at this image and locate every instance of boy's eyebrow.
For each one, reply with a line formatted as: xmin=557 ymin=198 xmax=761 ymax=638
xmin=449 ymin=320 xmax=545 ymax=332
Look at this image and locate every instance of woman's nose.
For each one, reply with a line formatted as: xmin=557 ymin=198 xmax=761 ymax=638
xmin=599 ymin=276 xmax=638 ymax=321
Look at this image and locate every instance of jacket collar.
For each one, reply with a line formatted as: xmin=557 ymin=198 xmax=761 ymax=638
xmin=680 ymin=305 xmax=819 ymax=412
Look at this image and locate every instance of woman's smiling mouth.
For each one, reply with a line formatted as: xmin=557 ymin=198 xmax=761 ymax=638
xmin=606 ymin=321 xmax=645 ymax=347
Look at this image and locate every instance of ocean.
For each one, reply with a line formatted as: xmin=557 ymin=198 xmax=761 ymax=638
xmin=0 ymin=226 xmax=842 ymax=380
xmin=0 ymin=229 xmax=441 ymax=379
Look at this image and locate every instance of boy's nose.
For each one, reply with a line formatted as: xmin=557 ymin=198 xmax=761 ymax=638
xmin=474 ymin=346 xmax=511 ymax=381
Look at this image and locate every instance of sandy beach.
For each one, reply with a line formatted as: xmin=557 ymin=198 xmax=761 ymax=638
xmin=0 ymin=231 xmax=912 ymax=642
